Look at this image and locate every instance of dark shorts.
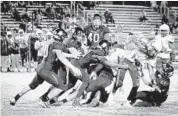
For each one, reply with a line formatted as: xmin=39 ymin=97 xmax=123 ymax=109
xmin=58 ymin=66 xmax=78 ymax=89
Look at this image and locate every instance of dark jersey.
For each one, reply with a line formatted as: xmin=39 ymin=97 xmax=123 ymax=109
xmin=155 ymin=71 xmax=170 ymax=95
xmin=79 ymin=48 xmax=106 ymax=68
xmin=80 ymin=48 xmax=114 ymax=77
xmin=66 ymin=37 xmax=81 ymax=49
xmin=84 ymin=25 xmax=109 ymax=47
xmin=40 ymin=41 xmax=68 ymax=70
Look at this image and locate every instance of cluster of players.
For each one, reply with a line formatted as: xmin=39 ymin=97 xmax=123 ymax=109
xmin=10 ymin=14 xmax=174 ymax=108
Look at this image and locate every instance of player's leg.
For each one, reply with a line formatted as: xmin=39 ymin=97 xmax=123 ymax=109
xmin=132 ymin=91 xmax=157 ymax=107
xmin=141 ymin=63 xmax=152 ymax=86
xmin=85 ymin=90 xmax=101 ymax=107
xmin=38 ymin=66 xmax=79 ymax=106
xmin=10 ymin=74 xmax=44 ymax=105
xmin=73 ymin=73 xmax=112 ymax=106
xmin=70 ymin=59 xmax=90 ymax=82
xmin=72 ymin=77 xmax=102 ymax=107
xmin=86 ymin=73 xmax=113 ymax=107
xmin=113 ymin=68 xmax=127 ymax=93
xmin=72 ymin=81 xmax=90 ymax=106
xmin=38 ymin=70 xmax=69 ymax=103
xmin=147 ymin=63 xmax=156 ymax=83
xmin=105 ymin=78 xmax=116 ymax=105
xmin=51 ymin=80 xmax=83 ymax=106
xmin=127 ymin=59 xmax=140 ymax=103
xmin=39 ymin=66 xmax=67 ymax=101
xmin=40 ymin=85 xmax=57 ymax=101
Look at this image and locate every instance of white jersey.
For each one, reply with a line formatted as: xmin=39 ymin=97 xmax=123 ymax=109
xmin=35 ymin=40 xmax=47 ymax=57
xmin=105 ymin=48 xmax=125 ymax=63
xmin=153 ymin=34 xmax=174 ymax=59
xmin=104 ymin=48 xmax=126 ymax=76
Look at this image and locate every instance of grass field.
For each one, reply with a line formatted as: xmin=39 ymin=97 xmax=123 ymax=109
xmin=1 ymin=70 xmax=178 ymax=116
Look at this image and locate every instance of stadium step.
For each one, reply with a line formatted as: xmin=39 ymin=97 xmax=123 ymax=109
xmin=98 ymin=4 xmax=150 ymax=9
xmin=86 ymin=10 xmax=161 ymax=15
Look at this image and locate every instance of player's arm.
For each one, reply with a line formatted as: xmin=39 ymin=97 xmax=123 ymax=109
xmin=53 ymin=49 xmax=80 ymax=59
xmin=53 ymin=43 xmax=80 ymax=59
xmin=53 ymin=43 xmax=79 ymax=66
xmin=103 ymin=60 xmax=129 ymax=69
xmin=54 ymin=49 xmax=82 ymax=77
xmin=92 ymin=49 xmax=106 ymax=56
xmin=93 ymin=55 xmax=129 ymax=69
xmin=93 ymin=63 xmax=104 ymax=73
xmin=54 ymin=50 xmax=74 ymax=68
xmin=89 ymin=63 xmax=104 ymax=79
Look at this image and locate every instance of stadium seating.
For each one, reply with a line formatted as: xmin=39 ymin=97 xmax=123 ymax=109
xmin=85 ymin=4 xmax=162 ymax=34
xmin=1 ymin=3 xmax=67 ymax=29
xmin=1 ymin=3 xmax=178 ymax=56
xmin=85 ymin=4 xmax=178 ymax=56
xmin=170 ymin=7 xmax=178 ymax=18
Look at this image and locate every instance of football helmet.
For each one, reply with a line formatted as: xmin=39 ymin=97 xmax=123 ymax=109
xmin=159 ymin=24 xmax=170 ymax=37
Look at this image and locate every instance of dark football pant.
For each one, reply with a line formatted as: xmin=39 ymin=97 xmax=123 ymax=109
xmin=29 ymin=58 xmax=90 ymax=90
xmin=76 ymin=68 xmax=113 ymax=100
xmin=31 ymin=49 xmax=37 ymax=62
xmin=70 ymin=59 xmax=90 ymax=82
xmin=29 ymin=67 xmax=68 ymax=91
xmin=86 ymin=70 xmax=113 ymax=92
xmin=115 ymin=58 xmax=140 ymax=101
xmin=134 ymin=91 xmax=168 ymax=106
xmin=39 ymin=66 xmax=78 ymax=101
xmin=37 ymin=56 xmax=43 ymax=64
xmin=20 ymin=48 xmax=28 ymax=67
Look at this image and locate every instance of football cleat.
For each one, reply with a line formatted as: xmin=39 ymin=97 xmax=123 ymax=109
xmin=121 ymin=101 xmax=133 ymax=107
xmin=10 ymin=98 xmax=16 ymax=106
xmin=72 ymin=98 xmax=82 ymax=107
xmin=38 ymin=98 xmax=50 ymax=108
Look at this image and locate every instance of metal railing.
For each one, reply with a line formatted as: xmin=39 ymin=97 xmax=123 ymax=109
xmin=77 ymin=3 xmax=86 ymax=18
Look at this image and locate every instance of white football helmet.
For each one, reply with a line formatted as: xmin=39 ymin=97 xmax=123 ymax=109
xmin=159 ymin=24 xmax=170 ymax=37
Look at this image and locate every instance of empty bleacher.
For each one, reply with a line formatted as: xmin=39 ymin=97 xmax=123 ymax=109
xmin=170 ymin=7 xmax=178 ymax=18
xmin=85 ymin=4 xmax=162 ymax=34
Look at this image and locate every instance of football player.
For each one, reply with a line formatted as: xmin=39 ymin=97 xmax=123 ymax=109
xmin=84 ymin=14 xmax=110 ymax=48
xmin=72 ymin=40 xmax=130 ymax=107
xmin=154 ymin=24 xmax=175 ymax=73
xmin=10 ymin=31 xmax=82 ymax=106
xmin=131 ymin=64 xmax=174 ymax=107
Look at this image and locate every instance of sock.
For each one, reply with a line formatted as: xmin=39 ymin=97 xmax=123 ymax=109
xmin=61 ymin=99 xmax=67 ymax=103
xmin=49 ymin=99 xmax=56 ymax=104
xmin=127 ymin=87 xmax=138 ymax=101
xmin=14 ymin=94 xmax=20 ymax=101
xmin=42 ymin=96 xmax=49 ymax=102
